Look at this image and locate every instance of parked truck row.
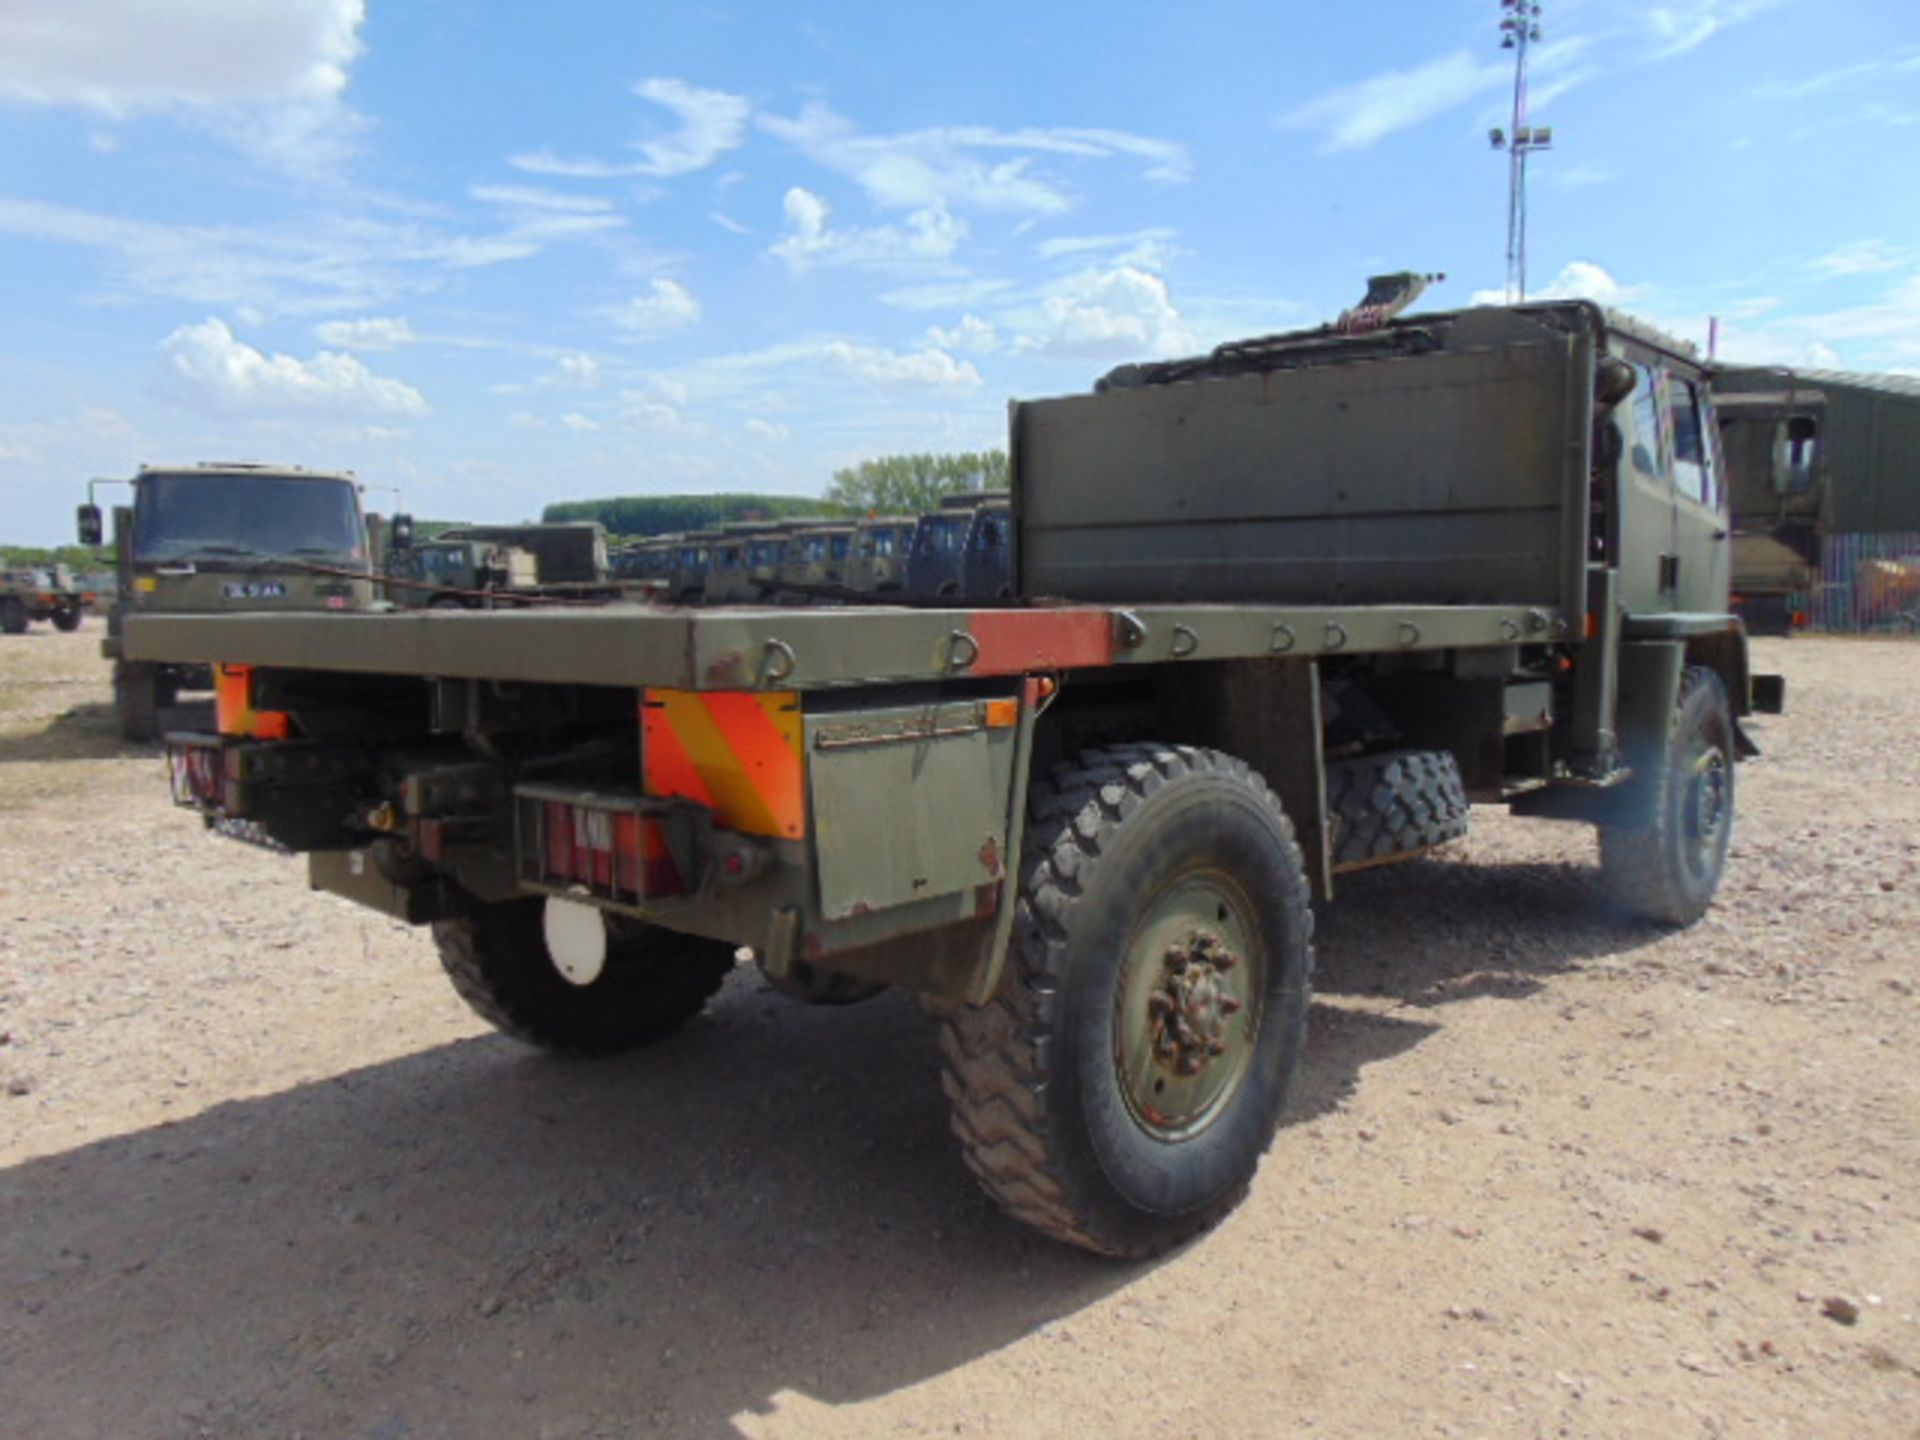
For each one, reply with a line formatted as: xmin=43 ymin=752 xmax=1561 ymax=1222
xmin=123 ymin=298 xmax=1782 ymax=1257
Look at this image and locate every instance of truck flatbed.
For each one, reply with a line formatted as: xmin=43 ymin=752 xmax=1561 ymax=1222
xmin=124 ymin=598 xmax=1566 ymax=691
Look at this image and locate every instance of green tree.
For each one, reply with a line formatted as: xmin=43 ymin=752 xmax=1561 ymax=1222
xmin=541 ymin=493 xmax=846 ymax=536
xmin=823 ymin=451 xmax=1008 ymax=515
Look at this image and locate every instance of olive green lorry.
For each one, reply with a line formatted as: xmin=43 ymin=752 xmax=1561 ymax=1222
xmin=0 ymin=563 xmax=86 ymax=635
xmin=1713 ymin=365 xmax=1920 ymax=633
xmin=126 ymin=300 xmax=1780 ymax=1257
xmin=79 ymin=462 xmax=380 ymax=740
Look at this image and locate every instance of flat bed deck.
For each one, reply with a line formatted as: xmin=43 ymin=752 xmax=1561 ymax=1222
xmin=124 ymin=599 xmax=1570 ymax=692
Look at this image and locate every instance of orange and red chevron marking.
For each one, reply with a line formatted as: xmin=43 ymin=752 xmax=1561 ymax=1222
xmin=641 ymin=689 xmax=805 ymax=839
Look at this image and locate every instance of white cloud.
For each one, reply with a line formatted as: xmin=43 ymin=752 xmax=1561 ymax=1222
xmin=0 ymin=0 xmax=367 ymax=173
xmin=1470 ymin=260 xmax=1646 ymax=307
xmin=618 ymin=393 xmax=686 ymax=430
xmin=313 ymin=316 xmax=416 ymax=351
xmin=1285 ymin=51 xmax=1507 ymax=151
xmin=880 ymin=278 xmax=1018 ymax=312
xmin=758 ymin=103 xmax=1188 ymax=216
xmin=0 ymin=0 xmax=362 ymax=110
xmin=1014 ymin=265 xmax=1195 ymax=360
xmin=746 ymin=418 xmax=792 ymax=442
xmin=769 ymin=187 xmax=965 ymax=272
xmin=821 ymin=342 xmax=980 ymax=389
xmin=559 ymin=412 xmax=601 ymax=433
xmin=508 ymin=412 xmax=546 ymax=429
xmin=603 ymin=278 xmax=701 ymax=338
xmin=507 ymin=150 xmax=649 ymax=180
xmin=629 ymin=78 xmax=752 ymax=176
xmin=1809 ymin=240 xmax=1910 ymax=278
xmin=0 ymin=406 xmax=135 ymax=467
xmin=470 ymin=185 xmax=616 ymax=214
xmin=709 ymin=211 xmax=752 ymax=236
xmin=158 ymin=317 xmax=427 ymax=418
xmin=549 ymin=352 xmax=603 ymax=388
xmin=1642 ymin=0 xmax=1785 ymax=60
xmin=1036 ymin=228 xmax=1178 ymax=263
xmin=926 ymin=314 xmax=998 ymax=354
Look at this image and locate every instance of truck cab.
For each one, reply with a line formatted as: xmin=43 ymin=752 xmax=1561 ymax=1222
xmin=906 ymin=492 xmax=1007 ymax=598
xmin=78 ymin=462 xmax=376 ymax=738
xmin=844 ymin=516 xmax=918 ymax=594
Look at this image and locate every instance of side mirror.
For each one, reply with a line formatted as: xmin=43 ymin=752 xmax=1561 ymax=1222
xmin=77 ymin=503 xmax=103 ymax=547
xmin=390 ymin=512 xmax=414 ymax=550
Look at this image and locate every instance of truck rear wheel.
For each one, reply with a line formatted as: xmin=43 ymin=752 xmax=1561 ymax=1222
xmin=432 ymin=899 xmax=736 ymax=1055
xmin=117 ymin=661 xmax=173 ymax=742
xmin=1327 ymin=748 xmax=1469 ymax=870
xmin=1598 ymin=666 xmax=1734 ymax=926
xmin=51 ymin=605 xmax=83 ymax=632
xmin=938 ymin=743 xmax=1314 ymax=1257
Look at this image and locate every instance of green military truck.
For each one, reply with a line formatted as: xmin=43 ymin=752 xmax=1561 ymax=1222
xmin=702 ymin=521 xmax=791 ymax=605
xmin=80 ymin=462 xmax=380 ymax=740
xmin=127 ymin=300 xmax=1779 ymax=1257
xmin=1713 ymin=365 xmax=1920 ymax=633
xmin=384 ymin=537 xmax=541 ymax=609
xmin=0 ymin=563 xmax=86 ymax=635
xmin=775 ymin=519 xmax=858 ymax=600
xmin=844 ymin=515 xmax=917 ymax=594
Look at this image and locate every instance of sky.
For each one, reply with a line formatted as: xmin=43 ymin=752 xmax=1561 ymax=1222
xmin=2 ymin=0 xmax=1918 ymax=543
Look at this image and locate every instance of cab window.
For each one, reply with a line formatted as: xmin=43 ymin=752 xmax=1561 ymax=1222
xmin=1627 ymin=363 xmax=1665 ymax=481
xmin=1664 ymin=374 xmax=1713 ymax=508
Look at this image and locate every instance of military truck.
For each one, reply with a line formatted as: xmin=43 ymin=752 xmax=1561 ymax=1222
xmin=667 ymin=531 xmax=716 ymax=605
xmin=385 ymin=538 xmax=541 ymax=609
xmin=960 ymin=498 xmax=1013 ymax=599
xmin=1713 ymin=365 xmax=1920 ymax=633
xmin=435 ymin=522 xmax=610 ymax=588
xmin=703 ymin=522 xmax=790 ymax=605
xmin=844 ymin=515 xmax=918 ymax=594
xmin=774 ymin=520 xmax=857 ymax=600
xmin=0 ymin=563 xmax=86 ymax=634
xmin=78 ymin=462 xmax=379 ymax=740
xmin=905 ymin=491 xmax=1007 ymax=598
xmin=127 ymin=300 xmax=1778 ymax=1258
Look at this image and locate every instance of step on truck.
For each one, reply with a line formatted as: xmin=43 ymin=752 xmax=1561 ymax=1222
xmin=128 ymin=300 xmax=1782 ymax=1256
xmin=79 ymin=462 xmax=383 ymax=740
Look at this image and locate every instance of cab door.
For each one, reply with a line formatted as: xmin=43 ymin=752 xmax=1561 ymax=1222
xmin=1664 ymin=370 xmax=1730 ymax=611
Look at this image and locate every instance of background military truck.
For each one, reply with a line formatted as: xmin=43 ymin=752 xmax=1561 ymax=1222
xmin=385 ymin=537 xmax=540 ymax=608
xmin=78 ymin=462 xmax=380 ymax=740
xmin=667 ymin=531 xmax=716 ymax=605
xmin=960 ymin=497 xmax=1013 ymax=599
xmin=703 ymin=521 xmax=790 ymax=605
xmin=129 ymin=299 xmax=1778 ymax=1258
xmin=906 ymin=491 xmax=1007 ymax=598
xmin=844 ymin=515 xmax=917 ymax=594
xmin=435 ymin=522 xmax=611 ymax=588
xmin=1713 ymin=365 xmax=1920 ymax=633
xmin=775 ymin=519 xmax=857 ymax=600
xmin=0 ymin=563 xmax=86 ymax=634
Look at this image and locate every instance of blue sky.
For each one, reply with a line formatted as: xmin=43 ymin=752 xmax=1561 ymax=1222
xmin=2 ymin=0 xmax=1917 ymax=543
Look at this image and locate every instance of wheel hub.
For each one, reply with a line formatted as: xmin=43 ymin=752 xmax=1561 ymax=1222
xmin=1147 ymin=930 xmax=1245 ymax=1078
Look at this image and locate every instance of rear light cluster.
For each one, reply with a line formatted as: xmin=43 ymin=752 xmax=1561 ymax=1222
xmin=514 ymin=785 xmax=690 ymax=905
xmin=168 ymin=737 xmax=236 ymax=813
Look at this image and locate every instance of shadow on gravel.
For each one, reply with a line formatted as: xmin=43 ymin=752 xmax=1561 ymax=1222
xmin=0 ymin=703 xmax=134 ymax=764
xmin=0 ymin=964 xmax=1432 ymax=1440
xmin=1313 ymin=853 xmax=1668 ymax=1006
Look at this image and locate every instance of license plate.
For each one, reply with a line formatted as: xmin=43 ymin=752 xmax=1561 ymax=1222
xmin=222 ymin=581 xmax=287 ymax=599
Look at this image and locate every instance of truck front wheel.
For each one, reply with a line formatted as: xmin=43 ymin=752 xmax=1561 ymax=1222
xmin=1598 ymin=666 xmax=1735 ymax=925
xmin=938 ymin=743 xmax=1314 ymax=1257
xmin=432 ymin=899 xmax=736 ymax=1056
xmin=0 ymin=597 xmax=26 ymax=635
xmin=117 ymin=660 xmax=174 ymax=742
xmin=51 ymin=605 xmax=83 ymax=632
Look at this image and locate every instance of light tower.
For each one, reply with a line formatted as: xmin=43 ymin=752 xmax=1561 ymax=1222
xmin=1488 ymin=0 xmax=1552 ymax=302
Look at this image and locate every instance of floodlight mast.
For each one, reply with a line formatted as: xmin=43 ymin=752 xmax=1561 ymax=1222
xmin=1489 ymin=0 xmax=1552 ymax=302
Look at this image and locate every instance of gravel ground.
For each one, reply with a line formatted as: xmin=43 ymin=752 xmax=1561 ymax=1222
xmin=1 ymin=625 xmax=1915 ymax=1439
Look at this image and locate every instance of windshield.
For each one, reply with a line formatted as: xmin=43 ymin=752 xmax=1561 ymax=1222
xmin=916 ymin=515 xmax=969 ymax=556
xmin=133 ymin=472 xmax=365 ymax=564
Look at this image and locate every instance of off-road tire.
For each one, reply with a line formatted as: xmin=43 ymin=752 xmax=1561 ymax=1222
xmin=938 ymin=743 xmax=1314 ymax=1257
xmin=1598 ymin=666 xmax=1734 ymax=926
xmin=1327 ymin=748 xmax=1469 ymax=870
xmin=433 ymin=899 xmax=735 ymax=1056
xmin=117 ymin=660 xmax=172 ymax=743
xmin=51 ymin=605 xmax=83 ymax=632
xmin=0 ymin=597 xmax=26 ymax=635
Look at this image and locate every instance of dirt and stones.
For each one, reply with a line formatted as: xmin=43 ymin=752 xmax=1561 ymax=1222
xmin=1 ymin=625 xmax=1916 ymax=1438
